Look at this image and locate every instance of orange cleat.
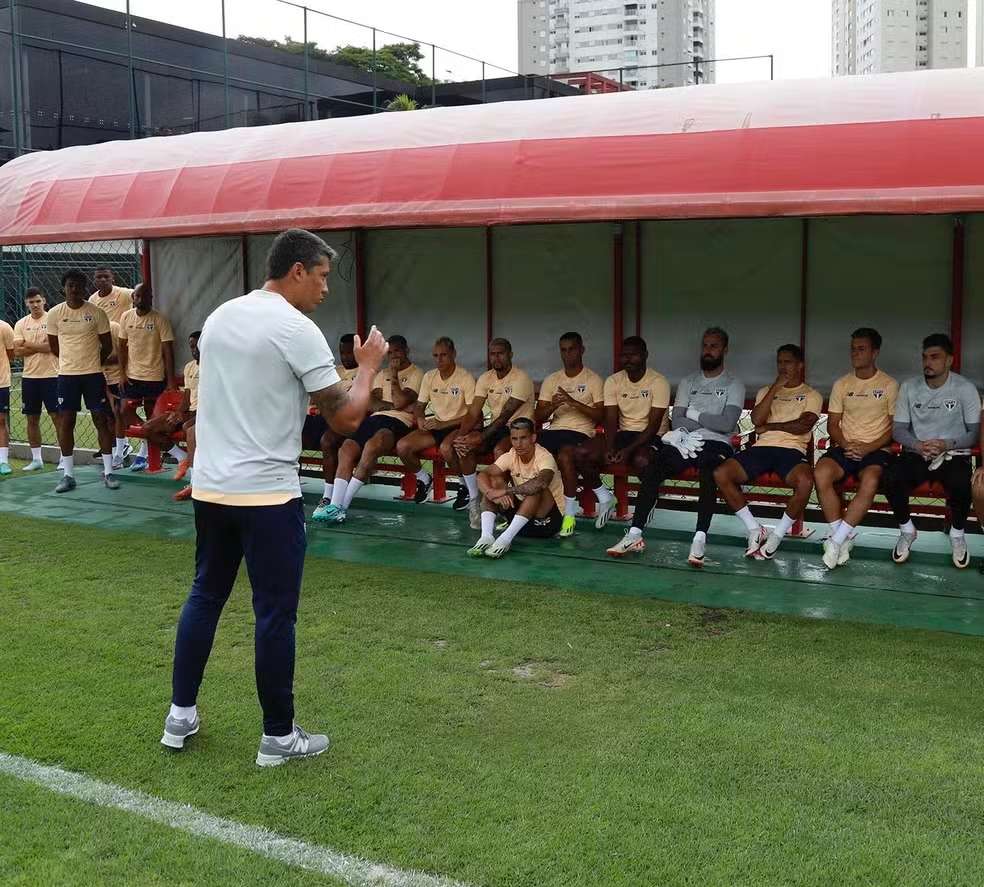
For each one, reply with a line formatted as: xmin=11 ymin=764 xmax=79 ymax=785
xmin=173 ymin=459 xmax=190 ymax=481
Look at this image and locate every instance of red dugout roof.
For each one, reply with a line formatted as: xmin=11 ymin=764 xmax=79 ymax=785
xmin=0 ymin=68 xmax=983 ymax=244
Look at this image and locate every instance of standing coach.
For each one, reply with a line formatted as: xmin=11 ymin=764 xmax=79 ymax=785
xmin=161 ymin=229 xmax=387 ymax=767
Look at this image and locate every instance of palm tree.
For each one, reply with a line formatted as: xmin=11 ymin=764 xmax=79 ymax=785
xmin=384 ymin=94 xmax=418 ymax=112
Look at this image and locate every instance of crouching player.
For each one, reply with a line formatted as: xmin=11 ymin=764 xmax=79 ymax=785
xmin=467 ymin=417 xmax=564 ymax=559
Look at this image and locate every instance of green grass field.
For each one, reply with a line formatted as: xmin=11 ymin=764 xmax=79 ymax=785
xmin=3 ymin=507 xmax=984 ymax=886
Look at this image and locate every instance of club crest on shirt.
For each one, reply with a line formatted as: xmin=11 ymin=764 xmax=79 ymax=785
xmin=504 ymin=385 xmax=513 ymax=395
xmin=715 ymin=389 xmax=726 ymax=398
xmin=450 ymin=386 xmax=460 ymax=396
xmin=641 ymin=390 xmax=650 ymax=399
xmin=944 ymin=399 xmax=958 ymax=412
xmin=794 ymin=394 xmax=806 ymax=402
xmin=872 ymin=389 xmax=885 ymax=399
xmin=576 ymin=384 xmax=586 ymax=394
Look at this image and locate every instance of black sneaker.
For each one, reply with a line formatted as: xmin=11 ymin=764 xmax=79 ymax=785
xmin=452 ymin=485 xmax=470 ymax=511
xmin=414 ymin=476 xmax=433 ymax=504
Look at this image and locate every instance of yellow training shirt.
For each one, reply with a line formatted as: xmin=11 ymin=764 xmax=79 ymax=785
xmin=753 ymin=383 xmax=823 ymax=453
xmin=829 ymin=369 xmax=899 ymax=447
xmin=89 ymin=286 xmax=133 ymax=324
xmin=419 ymin=365 xmax=476 ymax=423
xmin=538 ymin=366 xmax=605 ymax=436
xmin=47 ymin=301 xmax=111 ymax=375
xmin=493 ymin=443 xmax=565 ymax=511
xmin=118 ymin=308 xmax=175 ymax=382
xmin=603 ymin=368 xmax=671 ymax=432
xmin=13 ymin=313 xmax=58 ymax=379
xmin=475 ymin=365 xmax=535 ymax=422
xmin=373 ymin=363 xmax=425 ymax=428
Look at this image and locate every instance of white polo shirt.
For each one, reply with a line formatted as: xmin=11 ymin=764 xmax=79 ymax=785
xmin=192 ymin=289 xmax=340 ymax=505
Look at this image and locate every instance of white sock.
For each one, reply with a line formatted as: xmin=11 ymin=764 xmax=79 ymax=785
xmin=330 ymin=478 xmax=348 ymax=508
xmin=627 ymin=526 xmax=643 ymax=539
xmin=594 ymin=484 xmax=613 ymax=504
xmin=102 ymin=454 xmax=113 ymax=475
xmin=31 ymin=447 xmax=42 ymax=462
xmin=62 ymin=455 xmax=74 ymax=477
xmin=828 ymin=519 xmax=842 ymax=535
xmin=497 ymin=514 xmax=529 ymax=546
xmin=322 ymin=481 xmax=333 ymax=500
xmin=775 ymin=512 xmax=795 ymax=540
xmin=416 ymin=469 xmax=431 ymax=484
xmin=185 ymin=466 xmax=193 ymax=481
xmin=735 ymin=506 xmax=759 ymax=533
xmin=694 ymin=530 xmax=707 ymax=544
xmin=564 ymin=496 xmax=578 ymax=517
xmin=0 ymin=447 xmax=8 ymax=464
xmin=169 ymin=703 xmax=197 ymax=722
xmin=950 ymin=527 xmax=965 ymax=539
xmin=481 ymin=510 xmax=496 ymax=538
xmin=115 ymin=437 xmax=126 ymax=455
xmin=138 ymin=440 xmax=148 ymax=458
xmin=832 ymin=522 xmax=854 ymax=545
xmin=462 ymin=473 xmax=479 ymax=499
xmin=343 ymin=477 xmax=364 ymax=509
xmin=899 ymin=520 xmax=916 ymax=535
xmin=169 ymin=445 xmax=185 ymax=462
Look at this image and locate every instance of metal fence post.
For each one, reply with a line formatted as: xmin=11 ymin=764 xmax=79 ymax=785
xmin=302 ymin=5 xmax=310 ymax=121
xmin=9 ymin=0 xmax=22 ymax=154
xmin=769 ymin=54 xmax=774 ymax=81
xmin=372 ymin=28 xmax=378 ymax=113
xmin=431 ymin=43 xmax=436 ymax=107
xmin=126 ymin=0 xmax=135 ymax=138
xmin=221 ymin=0 xmax=230 ymax=128
xmin=481 ymin=61 xmax=486 ymax=103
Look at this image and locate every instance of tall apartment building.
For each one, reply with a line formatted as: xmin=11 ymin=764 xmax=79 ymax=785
xmin=518 ymin=0 xmax=715 ymax=90
xmin=832 ymin=0 xmax=967 ymax=76
xmin=977 ymin=0 xmax=983 ymax=65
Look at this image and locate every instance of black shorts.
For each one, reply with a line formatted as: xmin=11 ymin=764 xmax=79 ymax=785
xmin=124 ymin=379 xmax=165 ymax=400
xmin=352 ymin=414 xmax=411 ymax=449
xmin=484 ymin=425 xmax=512 ymax=450
xmin=106 ymin=383 xmax=123 ymax=402
xmin=0 ymin=386 xmax=8 ymax=415
xmin=505 ymin=504 xmax=563 ymax=539
xmin=537 ymin=429 xmax=589 ymax=455
xmin=820 ymin=445 xmax=892 ymax=479
xmin=734 ymin=446 xmax=808 ymax=482
xmin=430 ymin=426 xmax=459 ymax=447
xmin=57 ymin=373 xmax=110 ymax=413
xmin=301 ymin=413 xmax=330 ymax=451
xmin=21 ymin=377 xmax=58 ymax=415
xmin=614 ymin=430 xmax=641 ymax=452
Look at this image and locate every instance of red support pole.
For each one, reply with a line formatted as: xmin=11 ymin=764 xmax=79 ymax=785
xmin=951 ymin=215 xmax=965 ymax=372
xmin=140 ymin=239 xmax=152 ymax=286
xmin=355 ymin=229 xmax=367 ymax=340
xmin=613 ymin=223 xmax=624 ymax=373
xmin=485 ymin=226 xmax=494 ymax=345
xmin=799 ymin=218 xmax=809 ymax=361
xmin=241 ymin=234 xmax=249 ymax=291
xmin=634 ymin=221 xmax=642 ymax=337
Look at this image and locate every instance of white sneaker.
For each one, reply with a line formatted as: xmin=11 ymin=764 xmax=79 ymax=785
xmin=745 ymin=526 xmax=768 ymax=558
xmin=892 ymin=529 xmax=917 ymax=564
xmin=595 ymin=495 xmax=617 ymax=529
xmin=761 ymin=531 xmax=782 ymax=559
xmin=21 ymin=459 xmax=44 ymax=472
xmin=822 ymin=538 xmax=841 ymax=570
xmin=606 ymin=531 xmax=645 ymax=558
xmin=467 ymin=536 xmax=494 ymax=557
xmin=951 ymin=534 xmax=970 ymax=569
xmin=688 ymin=536 xmax=706 ymax=568
xmin=255 ymin=725 xmax=329 ymax=768
xmin=484 ymin=538 xmax=512 ymax=558
xmin=839 ymin=535 xmax=855 ymax=566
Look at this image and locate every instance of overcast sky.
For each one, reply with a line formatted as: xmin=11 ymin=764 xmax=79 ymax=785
xmin=104 ymin=0 xmax=978 ymax=83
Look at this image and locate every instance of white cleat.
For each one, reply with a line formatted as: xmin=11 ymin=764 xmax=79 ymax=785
xmin=951 ymin=534 xmax=970 ymax=569
xmin=484 ymin=538 xmax=512 ymax=559
xmin=467 ymin=536 xmax=495 ymax=557
xmin=760 ymin=531 xmax=782 ymax=559
xmin=606 ymin=532 xmax=645 ymax=558
xmin=822 ymin=538 xmax=841 ymax=570
xmin=745 ymin=526 xmax=768 ymax=558
xmin=21 ymin=460 xmax=44 ymax=472
xmin=595 ymin=495 xmax=617 ymax=529
xmin=839 ymin=535 xmax=855 ymax=566
xmin=688 ymin=536 xmax=706 ymax=568
xmin=892 ymin=530 xmax=917 ymax=564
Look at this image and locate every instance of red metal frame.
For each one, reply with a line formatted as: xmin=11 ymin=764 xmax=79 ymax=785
xmin=951 ymin=215 xmax=965 ymax=371
xmin=485 ymin=226 xmax=494 ymax=345
xmin=613 ymin=224 xmax=624 ymax=372
xmin=799 ymin=218 xmax=809 ymax=359
xmin=634 ymin=222 xmax=642 ymax=337
xmin=355 ymin=229 xmax=367 ymax=339
xmin=140 ymin=239 xmax=151 ymax=286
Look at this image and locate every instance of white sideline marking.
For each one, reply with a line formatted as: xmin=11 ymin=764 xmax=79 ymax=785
xmin=0 ymin=752 xmax=470 ymax=887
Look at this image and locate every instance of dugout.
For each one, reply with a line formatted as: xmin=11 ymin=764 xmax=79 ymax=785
xmin=1 ymin=67 xmax=984 ymax=398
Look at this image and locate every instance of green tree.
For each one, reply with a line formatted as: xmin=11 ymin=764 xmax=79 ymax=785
xmin=384 ymin=94 xmax=418 ymax=112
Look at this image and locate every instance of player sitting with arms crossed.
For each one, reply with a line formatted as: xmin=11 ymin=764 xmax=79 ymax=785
xmin=574 ymin=336 xmax=669 ymax=531
xmin=452 ymin=338 xmax=535 ymax=527
xmin=397 ymin=336 xmax=476 ymax=503
xmin=885 ymin=333 xmax=980 ymax=569
xmin=535 ymin=331 xmax=605 ymax=537
xmin=814 ymin=327 xmax=898 ymax=570
xmin=12 ymin=288 xmax=60 ymax=472
xmin=316 ymin=334 xmax=423 ymax=522
xmin=714 ymin=344 xmax=821 ymax=559
xmin=467 ymin=417 xmax=565 ymax=559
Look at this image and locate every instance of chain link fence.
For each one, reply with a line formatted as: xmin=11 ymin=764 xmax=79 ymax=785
xmin=2 ymin=240 xmax=142 ymax=453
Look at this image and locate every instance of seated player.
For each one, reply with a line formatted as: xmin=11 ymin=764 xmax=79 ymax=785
xmin=607 ymin=327 xmax=745 ymax=567
xmin=118 ymin=281 xmax=177 ymax=471
xmin=714 ymin=344 xmax=821 ymax=559
xmin=467 ymin=418 xmax=564 ymax=558
xmin=303 ymin=333 xmax=357 ymax=510
xmin=397 ymin=336 xmax=476 ymax=503
xmin=575 ymin=336 xmax=669 ymax=530
xmin=0 ymin=314 xmax=13 ymax=474
xmin=885 ymin=334 xmax=979 ymax=569
xmin=316 ymin=334 xmax=422 ymax=522
xmin=13 ymin=288 xmax=60 ymax=472
xmin=171 ymin=331 xmax=202 ymax=502
xmin=815 ymin=327 xmax=899 ymax=570
xmin=452 ymin=338 xmax=534 ymax=525
xmin=535 ymin=332 xmax=605 ymax=537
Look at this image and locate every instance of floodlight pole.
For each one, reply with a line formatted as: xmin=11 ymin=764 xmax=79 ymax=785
xmin=125 ymin=0 xmax=135 ymax=138
xmin=221 ymin=0 xmax=230 ymax=128
xmin=303 ymin=6 xmax=310 ymax=120
xmin=372 ymin=29 xmax=378 ymax=113
xmin=431 ymin=44 xmax=436 ymax=107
